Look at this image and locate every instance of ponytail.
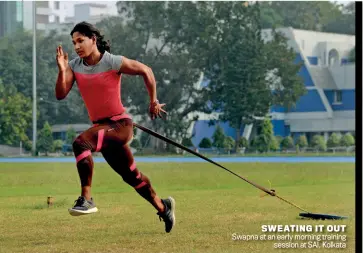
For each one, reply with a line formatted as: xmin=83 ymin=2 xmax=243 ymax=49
xmin=96 ymin=34 xmax=111 ymax=53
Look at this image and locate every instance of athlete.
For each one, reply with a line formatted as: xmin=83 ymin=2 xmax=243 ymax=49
xmin=55 ymin=21 xmax=175 ymax=233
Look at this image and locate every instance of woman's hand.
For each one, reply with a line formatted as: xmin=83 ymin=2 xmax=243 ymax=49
xmin=149 ymin=100 xmax=167 ymax=120
xmin=56 ymin=45 xmax=69 ymax=72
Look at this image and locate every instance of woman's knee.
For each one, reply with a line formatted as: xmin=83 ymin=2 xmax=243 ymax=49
xmin=72 ymin=135 xmax=90 ymax=155
xmin=121 ymin=169 xmax=139 ymax=185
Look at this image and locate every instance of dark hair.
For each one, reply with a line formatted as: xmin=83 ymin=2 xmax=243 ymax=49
xmin=70 ymin=21 xmax=110 ymax=53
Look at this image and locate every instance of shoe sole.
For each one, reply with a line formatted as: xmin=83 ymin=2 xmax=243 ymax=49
xmin=68 ymin=207 xmax=98 ymax=216
xmin=168 ymin=196 xmax=176 ymax=231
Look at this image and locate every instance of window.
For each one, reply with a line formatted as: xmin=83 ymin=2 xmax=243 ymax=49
xmin=334 ymin=90 xmax=342 ymax=104
xmin=55 ymin=1 xmax=60 ymax=10
xmin=328 ymin=49 xmax=339 ymax=66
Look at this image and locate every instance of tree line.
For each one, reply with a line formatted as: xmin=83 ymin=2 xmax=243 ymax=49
xmin=0 ymin=1 xmax=355 ymax=153
xmin=191 ymin=118 xmax=355 ymax=154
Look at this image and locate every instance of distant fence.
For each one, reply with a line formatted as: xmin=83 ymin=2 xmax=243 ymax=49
xmin=1 ymin=144 xmax=355 ymax=157
xmin=0 ymin=145 xmax=25 ymax=157
xmin=123 ymin=146 xmax=355 ymax=156
xmin=176 ymin=146 xmax=355 ymax=156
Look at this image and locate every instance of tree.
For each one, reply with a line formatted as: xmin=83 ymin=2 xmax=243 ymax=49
xmin=264 ymin=30 xmax=306 ymax=111
xmin=23 ymin=140 xmax=33 ymax=152
xmin=53 ymin=139 xmax=64 ymax=153
xmin=140 ymin=131 xmax=150 ymax=148
xmin=199 ymin=2 xmax=270 ymax=151
xmin=245 ymin=118 xmax=277 ymax=153
xmin=107 ymin=3 xmax=210 ymax=148
xmin=181 ymin=138 xmax=194 ymax=147
xmin=239 ymin=137 xmax=249 ymax=148
xmin=322 ymin=2 xmax=355 ymax=35
xmin=0 ymin=29 xmax=91 ymax=149
xmin=340 ymin=133 xmax=355 ymax=147
xmin=281 ymin=136 xmax=294 ymax=151
xmin=249 ymin=136 xmax=259 ymax=152
xmin=259 ymin=3 xmax=284 ymax=29
xmin=311 ymin=135 xmax=327 ymax=151
xmin=327 ymin=133 xmax=341 ymax=148
xmin=114 ymin=2 xmax=306 ymax=151
xmin=223 ymin=136 xmax=235 ymax=153
xmin=269 ymin=136 xmax=280 ymax=151
xmin=37 ymin=122 xmax=54 ymax=155
xmin=199 ymin=137 xmax=212 ymax=148
xmin=0 ymin=30 xmax=89 ymax=132
xmin=275 ymin=136 xmax=283 ymax=145
xmin=260 ymin=1 xmax=354 ymax=35
xmin=0 ymin=78 xmax=32 ymax=146
xmin=185 ymin=3 xmax=306 ymax=151
xmin=257 ymin=118 xmax=275 ymax=152
xmin=66 ymin=128 xmax=77 ymax=144
xmin=296 ymin=135 xmax=308 ymax=149
xmin=130 ymin=138 xmax=141 ymax=149
xmin=212 ymin=125 xmax=225 ymax=149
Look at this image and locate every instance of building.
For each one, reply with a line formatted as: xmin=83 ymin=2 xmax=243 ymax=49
xmin=0 ymin=1 xmax=60 ymax=37
xmin=45 ymin=2 xmax=117 ymax=35
xmin=51 ymin=124 xmax=90 ymax=141
xmin=190 ymin=27 xmax=355 ymax=147
xmin=22 ymin=1 xmax=52 ymax=31
xmin=0 ymin=1 xmax=24 ymax=38
xmin=0 ymin=1 xmax=117 ymax=37
xmin=64 ymin=3 xmax=110 ymax=24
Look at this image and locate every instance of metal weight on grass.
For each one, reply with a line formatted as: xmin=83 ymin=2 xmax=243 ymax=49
xmin=133 ymin=123 xmax=348 ymax=221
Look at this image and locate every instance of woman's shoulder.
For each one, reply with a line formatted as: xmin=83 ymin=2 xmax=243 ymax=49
xmin=103 ymin=51 xmax=123 ymax=71
xmin=69 ymin=56 xmax=82 ymax=71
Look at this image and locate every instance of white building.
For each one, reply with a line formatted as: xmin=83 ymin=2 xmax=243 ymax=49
xmin=44 ymin=2 xmax=117 ymax=35
xmin=64 ymin=3 xmax=111 ymax=24
xmin=22 ymin=1 xmax=59 ymax=31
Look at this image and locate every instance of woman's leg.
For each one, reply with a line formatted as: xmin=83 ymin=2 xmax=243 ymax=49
xmin=102 ymin=143 xmax=165 ymax=213
xmin=70 ymin=125 xmax=106 ymax=215
xmin=101 ymin=119 xmax=175 ymax=232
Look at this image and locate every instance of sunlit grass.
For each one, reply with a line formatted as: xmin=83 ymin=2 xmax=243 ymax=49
xmin=0 ymin=162 xmax=355 ymax=253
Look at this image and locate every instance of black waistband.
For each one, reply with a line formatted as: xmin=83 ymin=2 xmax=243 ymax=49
xmin=92 ymin=114 xmax=126 ymax=124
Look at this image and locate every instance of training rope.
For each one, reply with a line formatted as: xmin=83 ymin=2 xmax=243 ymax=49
xmin=134 ymin=123 xmax=311 ymax=214
xmin=260 ymin=180 xmax=309 ymax=213
xmin=275 ymin=195 xmax=310 ymax=213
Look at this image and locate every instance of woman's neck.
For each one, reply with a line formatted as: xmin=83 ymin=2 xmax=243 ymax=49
xmin=83 ymin=51 xmax=102 ymax=66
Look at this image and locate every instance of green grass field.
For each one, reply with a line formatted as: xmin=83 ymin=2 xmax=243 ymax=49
xmin=0 ymin=162 xmax=355 ymax=253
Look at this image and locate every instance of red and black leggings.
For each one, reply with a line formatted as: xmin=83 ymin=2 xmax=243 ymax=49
xmin=72 ymin=117 xmax=156 ymax=202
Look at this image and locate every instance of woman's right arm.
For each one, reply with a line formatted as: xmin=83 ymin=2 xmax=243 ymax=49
xmin=55 ymin=45 xmax=75 ymax=100
xmin=55 ymin=66 xmax=74 ymax=100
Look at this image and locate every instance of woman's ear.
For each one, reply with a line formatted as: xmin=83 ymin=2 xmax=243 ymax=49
xmin=92 ymin=35 xmax=97 ymax=44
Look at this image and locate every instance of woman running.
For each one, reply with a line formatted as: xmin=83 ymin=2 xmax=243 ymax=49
xmin=55 ymin=21 xmax=175 ymax=233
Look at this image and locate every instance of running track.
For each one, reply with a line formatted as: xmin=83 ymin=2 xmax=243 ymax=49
xmin=0 ymin=157 xmax=355 ymax=163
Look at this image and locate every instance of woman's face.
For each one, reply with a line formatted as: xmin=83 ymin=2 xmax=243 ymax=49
xmin=72 ymin=32 xmax=96 ymax=58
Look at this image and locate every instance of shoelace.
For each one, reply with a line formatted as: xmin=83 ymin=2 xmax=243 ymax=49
xmin=157 ymin=200 xmax=169 ymax=222
xmin=157 ymin=211 xmax=168 ymax=222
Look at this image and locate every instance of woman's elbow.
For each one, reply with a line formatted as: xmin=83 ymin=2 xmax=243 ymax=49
xmin=142 ymin=66 xmax=153 ymax=78
xmin=56 ymin=95 xmax=65 ymax=101
xmin=55 ymin=91 xmax=66 ymax=100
